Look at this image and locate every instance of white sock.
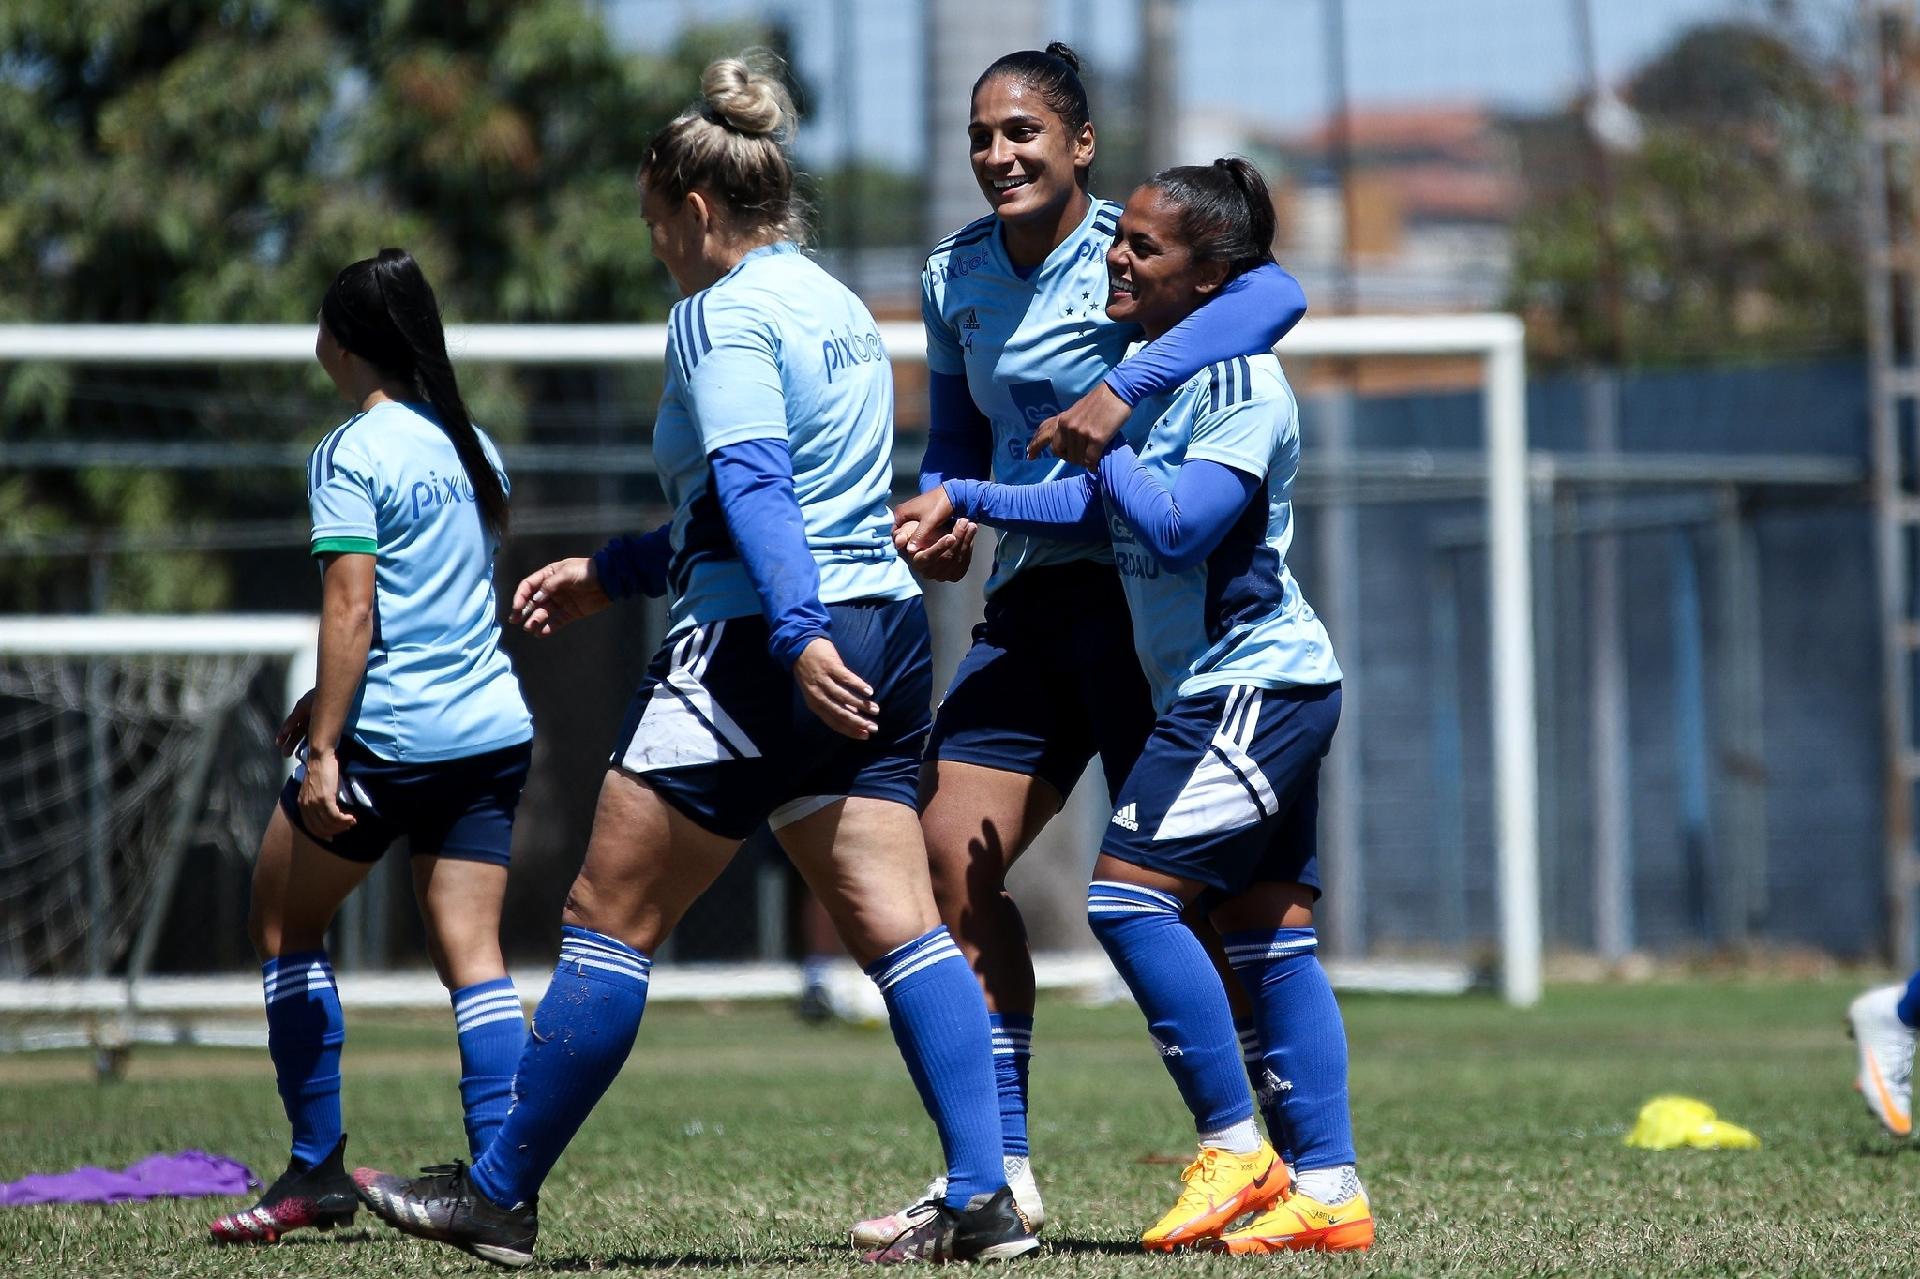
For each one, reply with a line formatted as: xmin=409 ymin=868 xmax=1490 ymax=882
xmin=1198 ymin=1117 xmax=1263 ymax=1154
xmin=1295 ymin=1165 xmax=1361 ymax=1204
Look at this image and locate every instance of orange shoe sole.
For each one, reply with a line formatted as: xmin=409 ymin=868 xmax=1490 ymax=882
xmin=1212 ymin=1216 xmax=1375 ymax=1255
xmin=1141 ymin=1157 xmax=1291 ymax=1252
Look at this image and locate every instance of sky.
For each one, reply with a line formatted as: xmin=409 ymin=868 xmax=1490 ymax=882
xmin=607 ymin=0 xmax=1853 ymax=168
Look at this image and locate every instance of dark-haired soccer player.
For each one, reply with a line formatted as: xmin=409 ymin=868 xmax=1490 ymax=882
xmin=860 ymin=40 xmax=1306 ymax=1246
xmin=210 ymin=249 xmax=533 ymax=1245
xmin=899 ymin=156 xmax=1372 ymax=1254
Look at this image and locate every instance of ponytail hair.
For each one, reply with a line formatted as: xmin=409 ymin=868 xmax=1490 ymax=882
xmin=320 ymin=249 xmax=509 ymax=541
xmin=1145 ymin=156 xmax=1277 ymax=283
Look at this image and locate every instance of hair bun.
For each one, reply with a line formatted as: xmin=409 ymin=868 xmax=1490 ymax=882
xmin=702 ymin=57 xmax=793 ymax=139
xmin=1042 ymin=41 xmax=1082 ymax=73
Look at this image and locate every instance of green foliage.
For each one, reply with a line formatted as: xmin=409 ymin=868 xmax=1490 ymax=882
xmin=1508 ymin=21 xmax=1862 ymax=366
xmin=0 ymin=1 xmax=779 ymax=610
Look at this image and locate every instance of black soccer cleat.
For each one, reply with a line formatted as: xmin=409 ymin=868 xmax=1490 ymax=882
xmin=353 ymin=1160 xmax=537 ymax=1269
xmin=208 ymin=1134 xmax=357 ymax=1244
xmin=863 ymin=1184 xmax=1040 ymax=1264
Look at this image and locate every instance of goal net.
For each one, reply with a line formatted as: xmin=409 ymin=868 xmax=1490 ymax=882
xmin=0 ymin=320 xmax=1540 ymax=1035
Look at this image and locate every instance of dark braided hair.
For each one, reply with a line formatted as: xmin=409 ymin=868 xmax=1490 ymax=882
xmin=973 ymin=41 xmax=1091 ymax=137
xmin=320 ymin=249 xmax=509 ymax=541
xmin=1146 ymin=156 xmax=1278 ymax=283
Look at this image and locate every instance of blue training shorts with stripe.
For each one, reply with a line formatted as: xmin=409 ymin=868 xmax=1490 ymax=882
xmin=1099 ymin=682 xmax=1341 ymax=899
xmin=610 ymin=596 xmax=933 ymax=841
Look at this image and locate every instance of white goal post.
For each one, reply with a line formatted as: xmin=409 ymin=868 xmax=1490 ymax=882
xmin=0 ymin=318 xmax=1538 ymax=1007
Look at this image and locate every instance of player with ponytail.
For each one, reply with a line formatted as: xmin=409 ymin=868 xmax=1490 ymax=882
xmin=899 ymin=156 xmax=1371 ymax=1253
xmin=210 ymin=250 xmax=534 ymax=1246
xmin=862 ymin=41 xmax=1308 ymax=1248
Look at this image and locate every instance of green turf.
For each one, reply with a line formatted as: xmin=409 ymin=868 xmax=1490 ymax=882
xmin=1 ymin=980 xmax=1914 ymax=1276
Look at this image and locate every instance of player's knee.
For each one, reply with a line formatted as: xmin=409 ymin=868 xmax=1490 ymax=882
xmin=560 ymin=879 xmax=602 ymax=934
xmin=244 ymin=902 xmax=277 ymax=961
xmin=1085 ymin=878 xmax=1180 ymax=946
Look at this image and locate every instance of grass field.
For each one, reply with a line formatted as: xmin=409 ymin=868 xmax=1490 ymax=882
xmin=2 ymin=980 xmax=1916 ymax=1277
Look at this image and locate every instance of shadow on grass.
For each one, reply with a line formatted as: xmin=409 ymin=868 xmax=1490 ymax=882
xmin=540 ymin=1243 xmax=848 ymax=1270
xmin=1036 ymin=1238 xmax=1149 ymax=1257
xmin=535 ymin=1240 xmax=1148 ymax=1268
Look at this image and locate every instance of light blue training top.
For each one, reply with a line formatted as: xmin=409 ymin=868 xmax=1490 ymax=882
xmin=1111 ymin=354 xmax=1342 ymax=711
xmin=921 ymin=198 xmax=1131 ymax=594
xmin=655 ymin=241 xmax=917 ymax=635
xmin=305 ymin=400 xmax=532 ymax=762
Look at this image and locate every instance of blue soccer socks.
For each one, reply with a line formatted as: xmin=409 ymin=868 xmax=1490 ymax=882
xmin=989 ymin=1012 xmax=1034 ymax=1158
xmin=262 ymin=951 xmax=347 ymax=1168
xmin=1238 ymin=1015 xmax=1294 ymax=1164
xmin=1087 ymin=881 xmax=1253 ymax=1135
xmin=867 ymin=927 xmax=1004 ymax=1207
xmin=450 ymin=977 xmax=527 ymax=1159
xmin=1899 ymin=969 xmax=1920 ymax=1029
xmin=1224 ymin=927 xmax=1357 ymax=1171
xmin=469 ymin=928 xmax=652 ymax=1209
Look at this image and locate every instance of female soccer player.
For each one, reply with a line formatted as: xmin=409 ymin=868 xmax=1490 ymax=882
xmin=897 ymin=158 xmax=1372 ymax=1254
xmin=209 ymin=250 xmax=534 ymax=1245
xmin=855 ymin=43 xmax=1306 ymax=1246
xmin=351 ymin=58 xmax=1035 ymax=1268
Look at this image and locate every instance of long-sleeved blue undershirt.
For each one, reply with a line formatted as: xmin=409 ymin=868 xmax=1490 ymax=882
xmin=593 ymin=525 xmax=672 ymax=599
xmin=945 ymin=449 xmax=1261 ymax=573
xmin=919 ymin=370 xmax=995 ymax=490
xmin=1104 ymin=262 xmax=1307 ymax=407
xmin=592 ymin=441 xmax=829 ymax=668
xmin=917 ymin=261 xmax=1305 ymax=493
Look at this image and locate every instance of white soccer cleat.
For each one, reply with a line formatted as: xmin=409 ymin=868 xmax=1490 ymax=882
xmin=1849 ymin=984 xmax=1916 ymax=1137
xmin=850 ymin=1156 xmax=1044 ymax=1249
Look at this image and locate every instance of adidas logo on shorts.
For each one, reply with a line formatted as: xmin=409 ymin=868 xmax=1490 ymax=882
xmin=1111 ymin=803 xmax=1139 ymax=832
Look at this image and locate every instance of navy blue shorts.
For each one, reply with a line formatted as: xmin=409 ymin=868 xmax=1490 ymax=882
xmin=279 ymin=737 xmax=532 ymax=866
xmin=1100 ymin=683 xmax=1341 ymax=899
xmin=611 ymin=597 xmax=933 ymax=841
xmin=926 ymin=561 xmax=1156 ymax=802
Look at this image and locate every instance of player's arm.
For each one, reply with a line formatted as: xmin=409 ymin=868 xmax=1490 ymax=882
xmin=900 ymin=474 xmax=1108 ymax=550
xmin=906 ymin=271 xmax=989 ymax=579
xmin=1094 ymin=449 xmax=1261 ymax=572
xmin=592 ymin=525 xmax=673 ymax=598
xmin=1105 ymin=262 xmax=1306 ymax=404
xmin=300 ymin=551 xmax=373 ymax=835
xmin=688 ymin=311 xmax=877 ymax=740
xmin=302 ymin=437 xmax=380 ymax=832
xmin=1031 ymin=262 xmax=1307 ymax=467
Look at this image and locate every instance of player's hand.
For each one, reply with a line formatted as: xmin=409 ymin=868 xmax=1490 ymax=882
xmin=1028 ymin=382 xmax=1131 ymax=469
xmin=792 ymin=638 xmax=880 ymax=740
xmin=892 ymin=488 xmax=958 ymax=555
xmin=908 ymin=517 xmax=977 ymax=582
xmin=298 ymin=747 xmax=357 ymax=836
xmin=509 ymin=557 xmax=610 ymax=635
xmin=276 ymin=689 xmax=315 ymax=757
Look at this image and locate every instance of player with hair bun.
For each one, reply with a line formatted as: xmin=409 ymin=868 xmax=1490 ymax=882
xmin=209 ymin=249 xmax=534 ymax=1245
xmin=857 ymin=41 xmax=1307 ymax=1247
xmin=351 ymin=56 xmax=1036 ymax=1269
xmin=899 ymin=156 xmax=1372 ymax=1254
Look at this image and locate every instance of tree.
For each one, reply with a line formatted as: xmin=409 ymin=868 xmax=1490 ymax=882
xmin=0 ymin=0 xmax=785 ymax=609
xmin=1506 ymin=20 xmax=1861 ymax=365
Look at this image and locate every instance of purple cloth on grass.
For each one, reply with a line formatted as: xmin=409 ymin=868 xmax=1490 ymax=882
xmin=0 ymin=1151 xmax=258 ymax=1207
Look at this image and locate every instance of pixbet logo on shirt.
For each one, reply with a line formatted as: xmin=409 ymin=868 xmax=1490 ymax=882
xmin=822 ymin=328 xmax=886 ymax=383
xmin=409 ymin=471 xmax=477 ymax=521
